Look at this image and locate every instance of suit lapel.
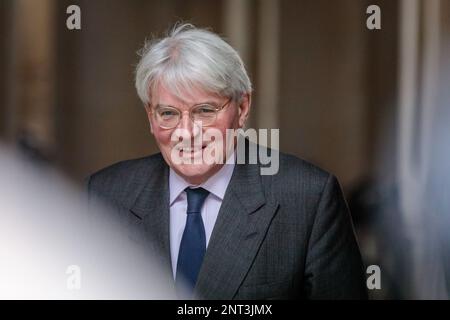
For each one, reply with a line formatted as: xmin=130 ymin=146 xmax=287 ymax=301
xmin=195 ymin=158 xmax=279 ymax=299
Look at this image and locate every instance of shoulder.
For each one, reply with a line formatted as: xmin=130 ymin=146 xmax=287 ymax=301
xmin=258 ymin=148 xmax=341 ymax=214
xmin=264 ymin=148 xmax=333 ymax=193
xmin=278 ymin=152 xmax=330 ymax=180
xmin=89 ymin=153 xmax=163 ymax=182
xmin=86 ymin=153 xmax=165 ymax=200
xmin=246 ymin=140 xmax=331 ymax=186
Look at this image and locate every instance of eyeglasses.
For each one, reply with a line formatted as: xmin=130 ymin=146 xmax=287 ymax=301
xmin=150 ymin=98 xmax=232 ymax=129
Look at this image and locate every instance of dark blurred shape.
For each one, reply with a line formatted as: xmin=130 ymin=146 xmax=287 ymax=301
xmin=348 ymin=178 xmax=408 ymax=299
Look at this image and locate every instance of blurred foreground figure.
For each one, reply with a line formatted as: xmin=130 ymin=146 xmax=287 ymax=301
xmin=0 ymin=145 xmax=175 ymax=299
xmin=88 ymin=23 xmax=367 ymax=299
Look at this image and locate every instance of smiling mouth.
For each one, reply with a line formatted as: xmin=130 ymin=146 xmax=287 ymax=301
xmin=177 ymin=144 xmax=207 ymax=154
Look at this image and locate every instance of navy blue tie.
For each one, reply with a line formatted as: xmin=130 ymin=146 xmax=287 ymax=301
xmin=176 ymin=187 xmax=209 ymax=298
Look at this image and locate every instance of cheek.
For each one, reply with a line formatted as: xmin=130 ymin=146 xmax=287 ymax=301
xmin=208 ymin=121 xmax=237 ymax=146
xmin=220 ymin=110 xmax=240 ymax=129
xmin=152 ymin=128 xmax=172 ymax=147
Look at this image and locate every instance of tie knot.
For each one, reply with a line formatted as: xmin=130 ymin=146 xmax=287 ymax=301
xmin=185 ymin=187 xmax=209 ymax=214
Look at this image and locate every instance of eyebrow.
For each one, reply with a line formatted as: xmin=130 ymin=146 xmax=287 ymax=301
xmin=154 ymin=101 xmax=221 ymax=109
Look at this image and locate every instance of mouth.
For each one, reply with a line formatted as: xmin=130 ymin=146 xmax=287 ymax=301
xmin=176 ymin=144 xmax=208 ymax=155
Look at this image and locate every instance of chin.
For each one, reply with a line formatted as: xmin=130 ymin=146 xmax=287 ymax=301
xmin=173 ymin=163 xmax=219 ymax=185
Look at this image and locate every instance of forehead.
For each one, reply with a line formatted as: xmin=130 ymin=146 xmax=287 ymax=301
xmin=153 ymin=84 xmax=222 ymax=107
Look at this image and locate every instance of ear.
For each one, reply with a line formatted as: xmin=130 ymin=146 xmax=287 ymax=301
xmin=238 ymin=93 xmax=251 ymax=128
xmin=144 ymin=104 xmax=154 ymax=134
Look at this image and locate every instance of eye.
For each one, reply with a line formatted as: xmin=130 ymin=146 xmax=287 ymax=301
xmin=158 ymin=108 xmax=178 ymax=118
xmin=194 ymin=105 xmax=216 ymax=114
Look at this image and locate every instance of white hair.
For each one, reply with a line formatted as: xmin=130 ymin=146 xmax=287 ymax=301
xmin=135 ymin=23 xmax=252 ymax=106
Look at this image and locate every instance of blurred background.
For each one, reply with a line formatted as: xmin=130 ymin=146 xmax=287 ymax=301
xmin=0 ymin=0 xmax=449 ymax=299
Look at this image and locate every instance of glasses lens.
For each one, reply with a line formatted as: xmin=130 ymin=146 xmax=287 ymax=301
xmin=155 ymin=106 xmax=180 ymax=128
xmin=192 ymin=104 xmax=217 ymax=125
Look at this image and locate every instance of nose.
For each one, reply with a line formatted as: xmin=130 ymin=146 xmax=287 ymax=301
xmin=178 ymin=111 xmax=201 ymax=138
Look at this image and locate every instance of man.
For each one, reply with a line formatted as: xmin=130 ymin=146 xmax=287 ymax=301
xmin=87 ymin=23 xmax=367 ymax=299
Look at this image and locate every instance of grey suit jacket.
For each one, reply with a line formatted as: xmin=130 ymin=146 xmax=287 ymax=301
xmin=86 ymin=145 xmax=367 ymax=300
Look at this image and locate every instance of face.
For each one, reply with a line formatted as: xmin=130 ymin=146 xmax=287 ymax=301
xmin=145 ymin=85 xmax=251 ymax=185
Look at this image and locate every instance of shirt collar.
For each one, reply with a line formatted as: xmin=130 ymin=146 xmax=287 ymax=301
xmin=169 ymin=151 xmax=236 ymax=205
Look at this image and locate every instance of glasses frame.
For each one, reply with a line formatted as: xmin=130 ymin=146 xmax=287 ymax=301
xmin=149 ymin=97 xmax=233 ymax=129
